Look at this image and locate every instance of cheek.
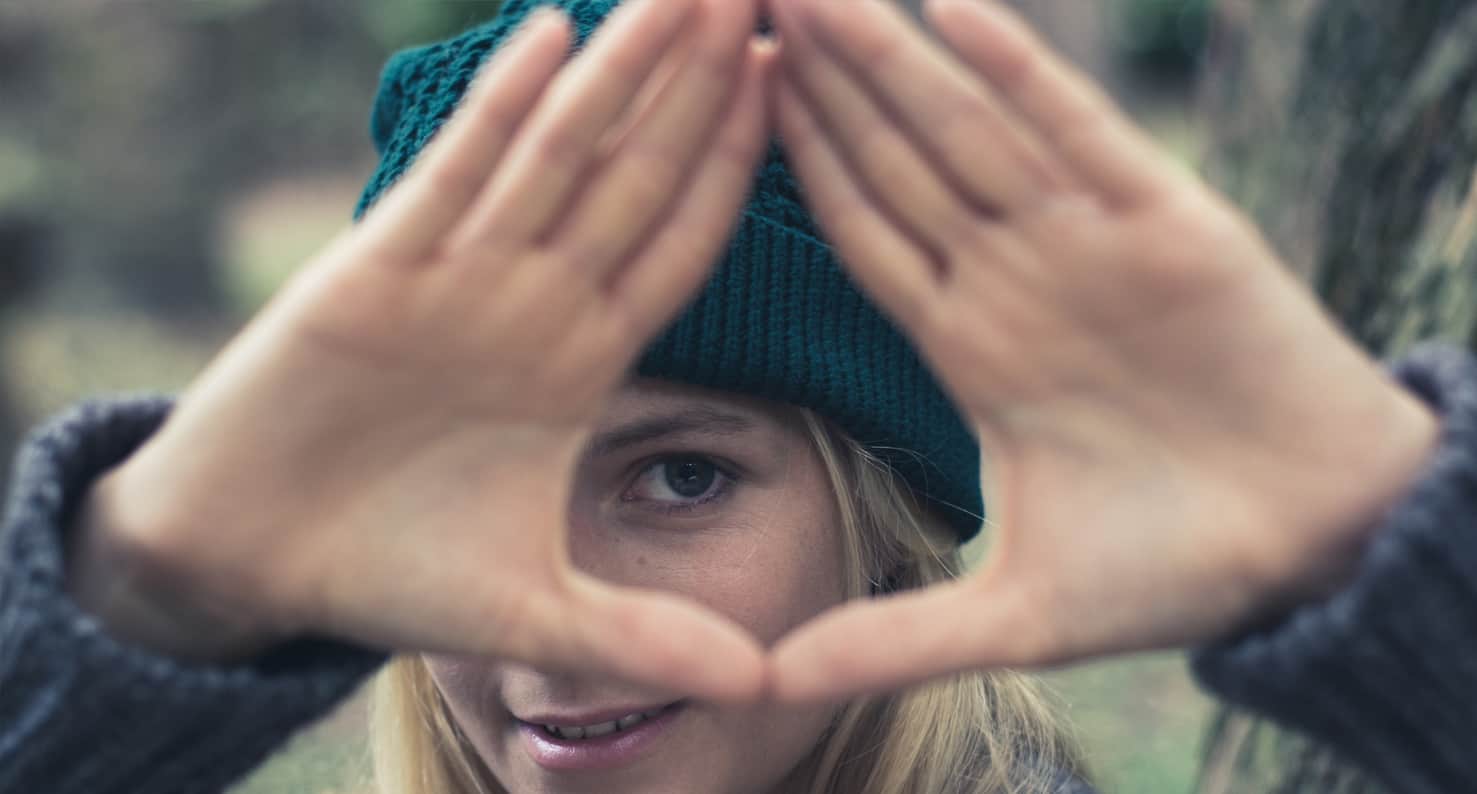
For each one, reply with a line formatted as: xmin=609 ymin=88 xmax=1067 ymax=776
xmin=565 ymin=431 xmax=849 ymax=650
xmin=719 ymin=512 xmax=847 ymax=645
xmin=572 ymin=495 xmax=847 ymax=647
xmin=421 ymin=656 xmax=507 ymax=744
xmin=726 ymin=468 xmax=847 ymax=639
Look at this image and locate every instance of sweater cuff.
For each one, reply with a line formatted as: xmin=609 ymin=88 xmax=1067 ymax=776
xmin=0 ymin=397 xmax=387 ymax=794
xmin=1191 ymin=341 xmax=1477 ymax=794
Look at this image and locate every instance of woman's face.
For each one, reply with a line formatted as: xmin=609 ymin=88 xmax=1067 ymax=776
xmin=425 ymin=379 xmax=848 ymax=794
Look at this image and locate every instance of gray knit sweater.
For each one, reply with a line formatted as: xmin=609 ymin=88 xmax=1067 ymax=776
xmin=2 ymin=343 xmax=1475 ymax=793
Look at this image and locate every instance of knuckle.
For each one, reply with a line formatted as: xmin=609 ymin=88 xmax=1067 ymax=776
xmin=932 ymin=205 xmax=985 ymax=252
xmin=853 ymin=22 xmax=904 ymax=68
xmin=550 ymin=231 xmax=622 ymax=280
xmin=956 ymin=221 xmax=1017 ymax=262
xmin=531 ymin=123 xmax=587 ymax=169
xmin=518 ymin=254 xmax=609 ymax=336
xmin=939 ymin=92 xmax=995 ymax=138
xmin=620 ymin=149 xmax=683 ymax=207
xmin=463 ymin=95 xmax=522 ymax=146
xmin=989 ymin=39 xmax=1039 ymax=97
xmin=1046 ymin=101 xmax=1113 ymax=159
xmin=601 ymin=40 xmax=655 ymax=88
xmin=421 ymin=159 xmax=486 ymax=203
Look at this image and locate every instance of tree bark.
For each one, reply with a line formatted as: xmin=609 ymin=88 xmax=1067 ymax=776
xmin=1202 ymin=0 xmax=1477 ymax=354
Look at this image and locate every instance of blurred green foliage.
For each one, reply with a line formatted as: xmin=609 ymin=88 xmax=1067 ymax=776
xmin=1114 ymin=0 xmax=1211 ymax=74
xmin=363 ymin=1 xmax=508 ymax=49
xmin=171 ymin=0 xmax=505 ymax=42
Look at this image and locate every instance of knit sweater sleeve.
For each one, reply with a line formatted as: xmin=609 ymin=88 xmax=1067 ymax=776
xmin=0 ymin=396 xmax=386 ymax=794
xmin=1192 ymin=341 xmax=1477 ymax=794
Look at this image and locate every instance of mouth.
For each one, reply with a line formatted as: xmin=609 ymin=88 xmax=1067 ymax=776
xmin=532 ymin=702 xmax=676 ymax=740
xmin=515 ymin=700 xmax=688 ymax=771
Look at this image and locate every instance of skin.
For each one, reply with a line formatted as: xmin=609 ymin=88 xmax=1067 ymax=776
xmin=70 ymin=0 xmax=777 ymax=701
xmin=425 ymin=381 xmax=844 ymax=794
xmin=65 ymin=0 xmax=1441 ymax=787
xmin=763 ymin=0 xmax=1440 ymax=699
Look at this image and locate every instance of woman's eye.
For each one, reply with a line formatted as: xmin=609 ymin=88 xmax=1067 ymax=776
xmin=624 ymin=456 xmax=732 ymax=512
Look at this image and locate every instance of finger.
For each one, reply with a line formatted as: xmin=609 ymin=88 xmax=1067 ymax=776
xmin=563 ymin=575 xmax=767 ymax=703
xmin=357 ymin=9 xmax=571 ymax=262
xmin=785 ymin=0 xmax=1073 ymax=214
xmin=546 ymin=0 xmax=756 ymax=283
xmin=446 ymin=0 xmax=701 ymax=256
xmin=770 ymin=1 xmax=982 ymax=255
xmin=926 ymin=0 xmax=1181 ymax=206
xmin=773 ymin=73 xmax=943 ymax=330
xmin=608 ymin=38 xmax=775 ymax=346
xmin=768 ymin=578 xmax=1040 ymax=702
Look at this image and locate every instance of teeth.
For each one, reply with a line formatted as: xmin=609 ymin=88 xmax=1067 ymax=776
xmin=545 ymin=706 xmax=667 ymax=741
xmin=582 ymin=719 xmax=620 ymax=739
xmin=546 ymin=723 xmax=585 ymax=740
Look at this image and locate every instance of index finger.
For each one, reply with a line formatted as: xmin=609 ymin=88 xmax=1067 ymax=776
xmin=768 ymin=578 xmax=1044 ymax=702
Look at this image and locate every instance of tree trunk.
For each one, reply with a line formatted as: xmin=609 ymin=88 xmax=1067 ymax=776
xmin=1196 ymin=2 xmax=1477 ymax=791
xmin=1201 ymin=0 xmax=1477 ymax=354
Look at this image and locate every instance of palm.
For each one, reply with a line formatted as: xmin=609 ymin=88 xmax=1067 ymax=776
xmin=119 ymin=0 xmax=775 ymax=701
xmin=765 ymin=0 xmax=1433 ymax=700
xmin=912 ymin=156 xmax=1395 ymax=663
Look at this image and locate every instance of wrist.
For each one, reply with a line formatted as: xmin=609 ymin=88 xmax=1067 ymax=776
xmin=65 ymin=462 xmax=280 ymax=663
xmin=1280 ymin=377 xmax=1440 ymax=603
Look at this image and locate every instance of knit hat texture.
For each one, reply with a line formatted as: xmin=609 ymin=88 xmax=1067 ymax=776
xmin=354 ymin=0 xmax=985 ymax=541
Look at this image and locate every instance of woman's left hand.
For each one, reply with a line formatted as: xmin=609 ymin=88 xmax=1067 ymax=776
xmin=765 ymin=0 xmax=1440 ymax=701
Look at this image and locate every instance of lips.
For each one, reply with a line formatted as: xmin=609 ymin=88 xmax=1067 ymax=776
xmin=515 ymin=700 xmax=687 ymax=771
xmin=538 ymin=704 xmax=671 ymax=740
xmin=516 ymin=700 xmax=682 ymax=730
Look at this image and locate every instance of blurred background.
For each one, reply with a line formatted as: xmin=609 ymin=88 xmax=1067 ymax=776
xmin=0 ymin=0 xmax=1212 ymax=481
xmin=4 ymin=0 xmax=1449 ymax=792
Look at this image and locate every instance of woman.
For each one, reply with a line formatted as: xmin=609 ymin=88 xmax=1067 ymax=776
xmin=2 ymin=0 xmax=1473 ymax=791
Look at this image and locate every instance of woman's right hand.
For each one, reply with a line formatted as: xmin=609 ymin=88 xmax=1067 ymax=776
xmin=67 ymin=0 xmax=772 ymax=702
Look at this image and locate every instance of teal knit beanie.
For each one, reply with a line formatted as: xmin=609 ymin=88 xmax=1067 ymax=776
xmin=354 ymin=0 xmax=985 ymax=541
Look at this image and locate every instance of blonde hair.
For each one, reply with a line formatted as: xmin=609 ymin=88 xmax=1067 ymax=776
xmin=368 ymin=409 xmax=1091 ymax=794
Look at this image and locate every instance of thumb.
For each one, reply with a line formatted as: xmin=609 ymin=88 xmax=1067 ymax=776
xmin=560 ymin=574 xmax=769 ymax=704
xmin=767 ymin=575 xmax=1045 ymax=703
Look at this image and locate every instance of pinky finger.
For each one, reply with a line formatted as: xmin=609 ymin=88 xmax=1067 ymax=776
xmin=772 ymin=74 xmax=943 ymax=331
xmin=607 ymin=39 xmax=776 ymax=346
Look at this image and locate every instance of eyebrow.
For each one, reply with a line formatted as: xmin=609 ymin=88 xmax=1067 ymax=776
xmin=586 ymin=406 xmax=759 ymax=458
